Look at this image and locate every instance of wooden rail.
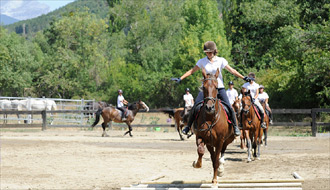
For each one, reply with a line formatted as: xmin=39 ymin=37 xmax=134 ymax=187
xmin=0 ymin=109 xmax=329 ymax=136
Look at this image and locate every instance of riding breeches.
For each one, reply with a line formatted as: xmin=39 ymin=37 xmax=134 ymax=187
xmin=254 ymin=99 xmax=265 ymax=114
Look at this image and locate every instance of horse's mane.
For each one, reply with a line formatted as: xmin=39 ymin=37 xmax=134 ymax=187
xmin=127 ymin=101 xmax=138 ymax=110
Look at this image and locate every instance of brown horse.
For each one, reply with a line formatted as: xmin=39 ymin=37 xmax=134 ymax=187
xmin=191 ymin=68 xmax=235 ymax=186
xmin=260 ymin=100 xmax=270 ymax=147
xmin=232 ymin=99 xmax=246 ymax=149
xmin=161 ymin=107 xmax=187 ymax=140
xmin=91 ymin=100 xmax=149 ymax=137
xmin=241 ymin=91 xmax=263 ymax=162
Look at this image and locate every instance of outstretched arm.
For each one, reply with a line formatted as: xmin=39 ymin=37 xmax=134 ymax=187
xmin=179 ymin=65 xmax=200 ymax=80
xmin=224 ymin=65 xmax=244 ymax=79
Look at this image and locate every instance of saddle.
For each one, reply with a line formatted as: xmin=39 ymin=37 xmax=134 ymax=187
xmin=116 ymin=107 xmax=128 ymax=117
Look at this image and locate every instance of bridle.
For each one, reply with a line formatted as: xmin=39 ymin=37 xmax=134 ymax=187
xmin=242 ymin=95 xmax=255 ymax=125
xmin=199 ymin=77 xmax=221 ymax=135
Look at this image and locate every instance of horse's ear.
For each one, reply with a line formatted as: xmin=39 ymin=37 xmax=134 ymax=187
xmin=215 ymin=68 xmax=219 ymax=78
xmin=202 ymin=68 xmax=207 ymax=79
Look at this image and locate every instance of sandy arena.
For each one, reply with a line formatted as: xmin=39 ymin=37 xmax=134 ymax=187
xmin=1 ymin=128 xmax=329 ymax=190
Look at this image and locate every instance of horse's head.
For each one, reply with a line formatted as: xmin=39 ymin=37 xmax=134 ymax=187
xmin=202 ymin=68 xmax=219 ymax=114
xmin=138 ymin=100 xmax=149 ymax=112
xmin=241 ymin=90 xmax=252 ymax=115
xmin=232 ymin=99 xmax=241 ymax=114
xmin=128 ymin=100 xmax=149 ymax=112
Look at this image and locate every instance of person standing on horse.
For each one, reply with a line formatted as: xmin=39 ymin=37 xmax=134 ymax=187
xmin=182 ymin=88 xmax=194 ymax=117
xmin=117 ymin=89 xmax=128 ymax=121
xmin=226 ymin=81 xmax=238 ymax=106
xmin=258 ymin=85 xmax=273 ymax=124
xmin=171 ymin=41 xmax=252 ymax=136
xmin=241 ymin=73 xmax=266 ymax=128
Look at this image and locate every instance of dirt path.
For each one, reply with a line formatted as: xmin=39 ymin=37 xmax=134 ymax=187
xmin=1 ymin=129 xmax=329 ymax=189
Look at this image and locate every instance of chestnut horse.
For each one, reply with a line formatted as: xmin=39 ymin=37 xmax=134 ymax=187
xmin=241 ymin=91 xmax=263 ymax=162
xmin=232 ymin=99 xmax=246 ymax=149
xmin=260 ymin=100 xmax=270 ymax=147
xmin=91 ymin=100 xmax=149 ymax=137
xmin=191 ymin=68 xmax=235 ymax=186
xmin=161 ymin=107 xmax=187 ymax=140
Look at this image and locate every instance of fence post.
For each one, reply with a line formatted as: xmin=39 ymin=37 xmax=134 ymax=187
xmin=311 ymin=108 xmax=317 ymax=137
xmin=42 ymin=110 xmax=47 ymax=131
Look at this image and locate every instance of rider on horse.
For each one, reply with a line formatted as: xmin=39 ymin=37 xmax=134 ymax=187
xmin=258 ymin=85 xmax=273 ymax=124
xmin=226 ymin=81 xmax=239 ymax=106
xmin=117 ymin=89 xmax=128 ymax=121
xmin=241 ymin=73 xmax=267 ymax=129
xmin=181 ymin=88 xmax=194 ymax=118
xmin=172 ymin=41 xmax=252 ymax=137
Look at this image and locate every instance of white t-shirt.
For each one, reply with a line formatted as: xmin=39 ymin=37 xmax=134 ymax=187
xmin=258 ymin=92 xmax=269 ymax=102
xmin=183 ymin=93 xmax=194 ymax=107
xmin=117 ymin=95 xmax=125 ymax=107
xmin=226 ymin=88 xmax=238 ymax=105
xmin=196 ymin=56 xmax=228 ymax=88
xmin=242 ymin=82 xmax=260 ymax=98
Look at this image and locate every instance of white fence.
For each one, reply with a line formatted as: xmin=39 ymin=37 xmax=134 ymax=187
xmin=0 ymin=96 xmax=95 ymax=125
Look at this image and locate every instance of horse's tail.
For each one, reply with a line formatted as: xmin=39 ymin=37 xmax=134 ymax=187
xmin=160 ymin=108 xmax=175 ymax=118
xmin=91 ymin=108 xmax=103 ymax=127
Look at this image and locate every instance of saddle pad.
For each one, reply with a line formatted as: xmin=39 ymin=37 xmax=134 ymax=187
xmin=253 ymin=105 xmax=261 ymax=120
xmin=115 ymin=108 xmax=128 ymax=117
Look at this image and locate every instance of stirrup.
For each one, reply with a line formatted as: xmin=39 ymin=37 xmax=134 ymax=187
xmin=122 ymin=117 xmax=127 ymax=121
xmin=261 ymin=122 xmax=266 ymax=129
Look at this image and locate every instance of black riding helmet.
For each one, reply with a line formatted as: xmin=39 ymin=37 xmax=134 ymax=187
xmin=203 ymin=41 xmax=218 ymax=55
xmin=228 ymin=81 xmax=234 ymax=85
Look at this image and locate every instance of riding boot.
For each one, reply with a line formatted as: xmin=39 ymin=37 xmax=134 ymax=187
xmin=182 ymin=106 xmax=195 ymax=135
xmin=269 ymin=112 xmax=273 ymax=124
xmin=229 ymin=107 xmax=241 ymax=136
xmin=122 ymin=113 xmax=127 ymax=121
xmin=260 ymin=112 xmax=266 ymax=129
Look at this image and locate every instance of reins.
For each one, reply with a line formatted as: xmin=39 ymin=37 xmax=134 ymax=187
xmin=198 ymin=77 xmax=221 ymax=144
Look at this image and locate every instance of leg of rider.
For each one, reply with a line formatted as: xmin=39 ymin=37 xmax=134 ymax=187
xmin=118 ymin=107 xmax=126 ymax=120
xmin=183 ymin=91 xmax=204 ymax=134
xmin=266 ymin=103 xmax=273 ymax=123
xmin=254 ymin=99 xmax=266 ymax=128
xmin=217 ymin=88 xmax=241 ymax=136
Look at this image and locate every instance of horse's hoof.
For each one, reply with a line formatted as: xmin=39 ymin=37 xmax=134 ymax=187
xmin=257 ymin=157 xmax=261 ymax=160
xmin=247 ymin=158 xmax=252 ymax=162
xmin=192 ymin=161 xmax=201 ymax=168
xmin=211 ymin=183 xmax=218 ymax=188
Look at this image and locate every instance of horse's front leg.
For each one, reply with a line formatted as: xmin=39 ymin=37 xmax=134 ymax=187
xmin=193 ymin=138 xmax=204 ymax=168
xmin=245 ymin=130 xmax=252 ymax=162
xmin=256 ymin=127 xmax=263 ymax=160
xmin=211 ymin=145 xmax=222 ymax=186
xmin=240 ymin=129 xmax=246 ymax=149
xmin=263 ymin=128 xmax=268 ymax=147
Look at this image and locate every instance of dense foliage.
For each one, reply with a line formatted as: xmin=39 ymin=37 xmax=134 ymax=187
xmin=1 ymin=0 xmax=329 ymax=108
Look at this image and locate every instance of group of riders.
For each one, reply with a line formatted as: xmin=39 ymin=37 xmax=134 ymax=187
xmin=115 ymin=41 xmax=273 ymax=137
xmin=171 ymin=41 xmax=273 ymax=137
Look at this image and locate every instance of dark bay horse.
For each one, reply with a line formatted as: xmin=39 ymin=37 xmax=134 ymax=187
xmin=260 ymin=100 xmax=270 ymax=147
xmin=191 ymin=68 xmax=235 ymax=186
xmin=241 ymin=91 xmax=263 ymax=162
xmin=91 ymin=100 xmax=149 ymax=137
xmin=161 ymin=107 xmax=187 ymax=140
xmin=232 ymin=99 xmax=246 ymax=149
